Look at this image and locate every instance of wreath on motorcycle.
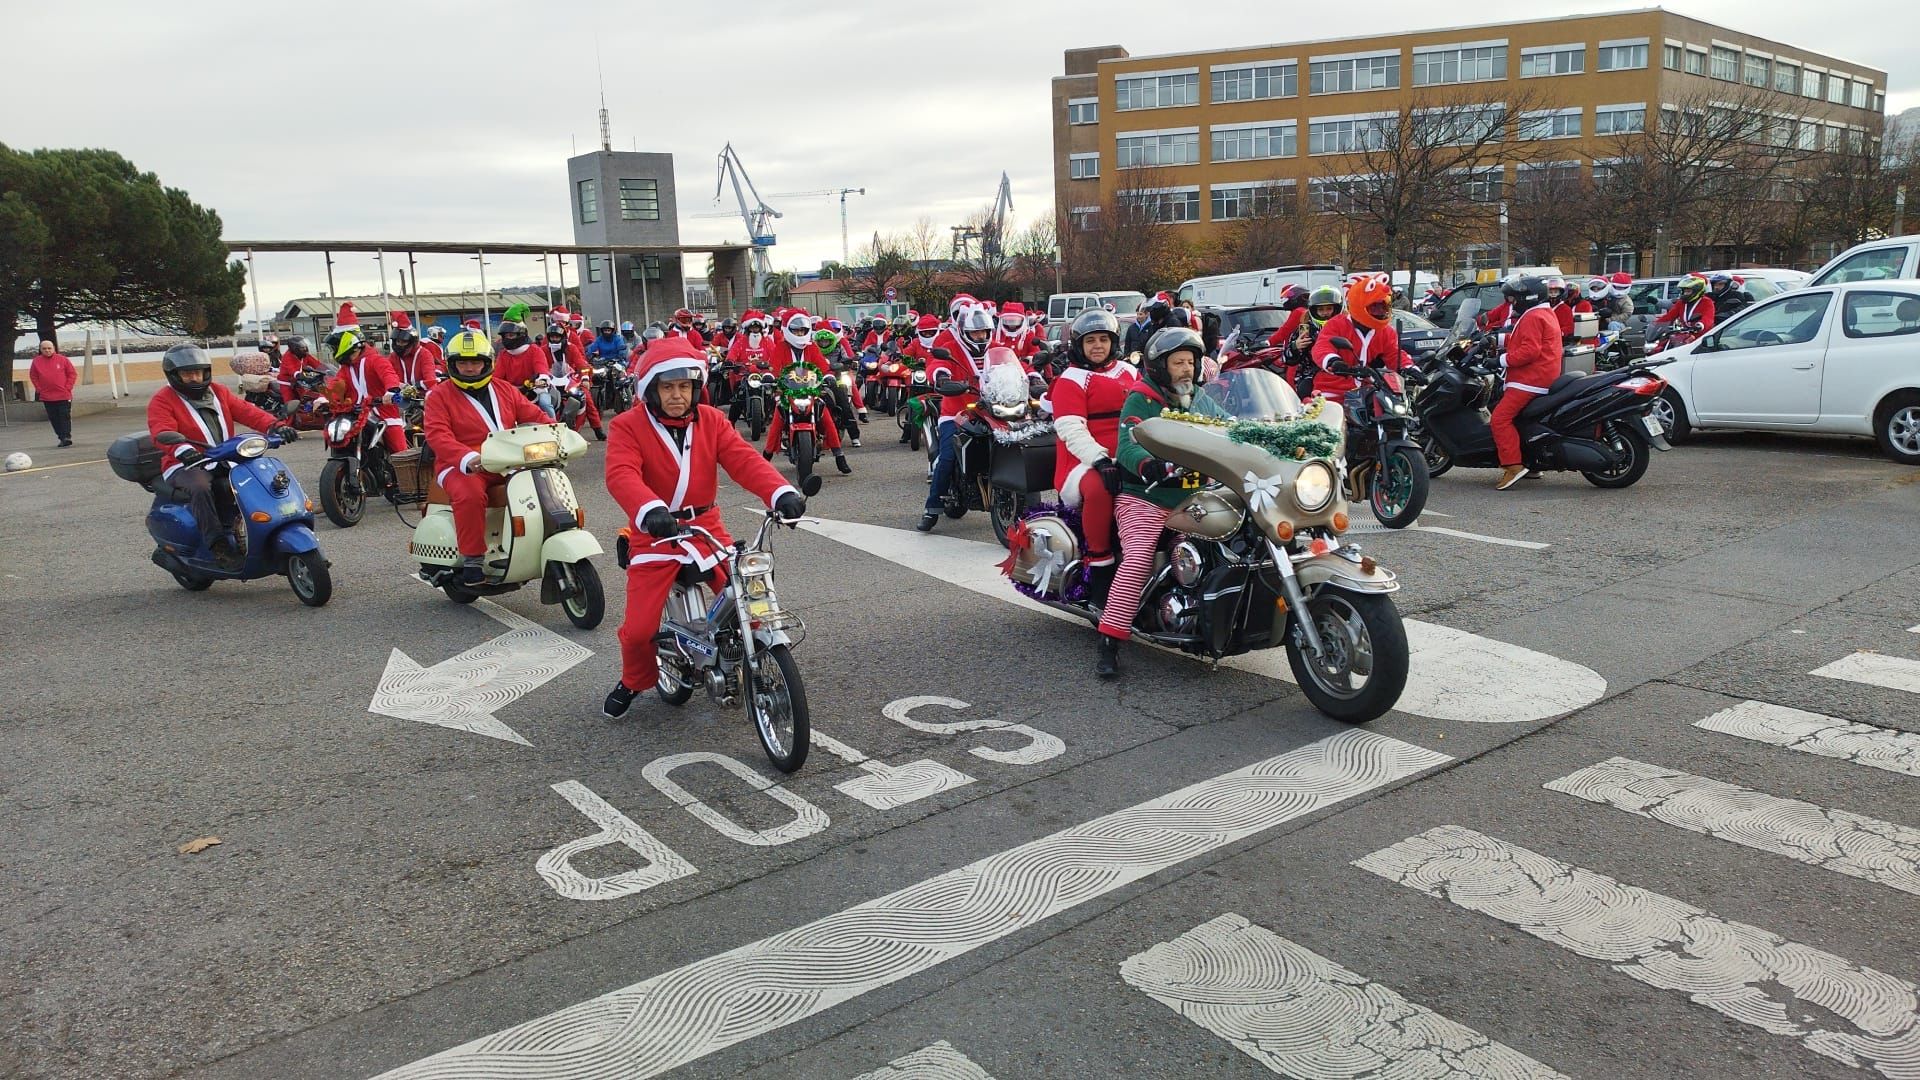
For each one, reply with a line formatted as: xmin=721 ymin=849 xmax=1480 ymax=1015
xmin=1225 ymin=400 xmax=1340 ymax=461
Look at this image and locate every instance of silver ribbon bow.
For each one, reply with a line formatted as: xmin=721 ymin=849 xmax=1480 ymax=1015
xmin=1030 ymin=545 xmax=1067 ymax=597
xmin=1242 ymin=470 xmax=1285 ymax=515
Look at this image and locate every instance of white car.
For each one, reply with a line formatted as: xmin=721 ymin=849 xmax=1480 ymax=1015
xmin=1730 ymin=267 xmax=1810 ymax=292
xmin=1650 ymin=281 xmax=1920 ymax=464
xmin=1808 ymin=235 xmax=1920 ymax=286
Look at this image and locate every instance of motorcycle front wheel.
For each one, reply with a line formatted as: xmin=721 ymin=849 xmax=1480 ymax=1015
xmin=286 ymin=549 xmax=332 ymax=607
xmin=793 ymin=431 xmax=815 ymax=487
xmin=319 ymin=459 xmax=367 ymax=527
xmin=990 ymin=485 xmax=1026 ymax=548
xmin=1285 ymin=589 xmax=1409 ymax=724
xmin=559 ymin=558 xmax=605 ymax=629
xmin=746 ymin=643 xmax=810 ymax=773
xmin=1369 ymin=446 xmax=1429 ymax=529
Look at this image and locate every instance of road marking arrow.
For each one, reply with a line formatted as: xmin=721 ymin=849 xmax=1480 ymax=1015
xmin=798 ymin=517 xmax=1603 ymax=724
xmin=369 ymin=595 xmax=592 ymax=746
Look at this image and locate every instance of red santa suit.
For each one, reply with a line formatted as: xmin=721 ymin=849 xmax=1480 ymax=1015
xmin=148 ymin=382 xmax=282 ymax=477
xmin=1050 ymin=359 xmax=1141 ymax=566
xmin=422 ymin=377 xmax=554 ymax=556
xmin=606 ymin=346 xmax=796 ymax=691
xmin=1490 ymin=303 xmax=1565 ymax=467
xmin=334 ymin=347 xmax=410 ymax=453
xmin=420 ymin=336 xmax=445 ymax=372
xmin=1308 ymin=313 xmax=1410 ymax=402
xmin=991 ymin=304 xmax=1040 ymax=359
xmin=926 ymin=328 xmax=984 ymax=423
xmin=544 ymin=336 xmax=603 ymax=431
xmin=761 ymin=338 xmax=845 ymax=454
xmin=1654 ymin=294 xmax=1716 ymax=331
xmin=390 ymin=340 xmax=441 ymax=389
xmin=276 ymin=351 xmax=330 ymax=404
xmin=494 ymin=341 xmax=550 ymax=396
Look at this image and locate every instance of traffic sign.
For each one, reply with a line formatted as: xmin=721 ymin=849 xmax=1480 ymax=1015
xmin=884 ymin=287 xmax=896 ymax=301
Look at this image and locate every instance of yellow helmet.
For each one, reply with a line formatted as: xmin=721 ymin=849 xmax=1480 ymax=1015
xmin=324 ymin=325 xmax=365 ymax=362
xmin=444 ymin=329 xmax=495 ymax=389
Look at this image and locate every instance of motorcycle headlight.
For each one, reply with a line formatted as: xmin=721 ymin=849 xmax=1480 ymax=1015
xmin=747 ymin=374 xmax=764 ymax=387
xmin=791 ymin=397 xmax=813 ymax=410
xmin=1293 ymin=461 xmax=1335 ymax=513
xmin=325 ymin=417 xmax=352 ymax=442
xmin=912 ymin=371 xmax=927 ymax=384
xmin=991 ymin=402 xmax=1026 ymax=420
xmin=522 ymin=440 xmax=560 ymax=463
xmin=738 ymin=551 xmax=774 ymax=577
xmin=236 ymin=436 xmax=268 ymax=459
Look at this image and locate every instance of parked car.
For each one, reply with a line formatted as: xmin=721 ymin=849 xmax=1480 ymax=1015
xmin=1649 ymin=281 xmax=1920 ymax=463
xmin=1731 ymin=267 xmax=1810 ymax=292
xmin=1808 ymin=235 xmax=1920 ymax=287
xmin=1046 ymin=291 xmax=1149 ymax=328
xmin=1177 ymin=265 xmax=1343 ymax=309
xmin=1390 ymin=308 xmax=1448 ymax=361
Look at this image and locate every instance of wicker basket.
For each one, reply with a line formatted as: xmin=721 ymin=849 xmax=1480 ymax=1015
xmin=388 ymin=446 xmax=433 ymax=500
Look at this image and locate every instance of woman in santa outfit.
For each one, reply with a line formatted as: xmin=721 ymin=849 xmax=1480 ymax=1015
xmin=1049 ymin=309 xmax=1139 ymax=609
xmin=422 ymin=329 xmax=555 ymax=584
xmin=991 ymin=301 xmax=1040 ymax=359
xmin=760 ymin=310 xmax=852 ymax=475
xmin=601 ymin=341 xmax=807 ymax=718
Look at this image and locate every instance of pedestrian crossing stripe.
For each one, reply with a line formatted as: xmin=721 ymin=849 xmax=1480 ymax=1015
xmin=1813 ymin=651 xmax=1920 ymax=695
xmin=1545 ymin=757 xmax=1920 ymax=896
xmin=1356 ymin=825 xmax=1920 ymax=1078
xmin=1695 ymin=700 xmax=1920 ymax=778
xmin=1122 ymin=913 xmax=1570 ymax=1079
xmin=849 ymin=1041 xmax=996 ymax=1080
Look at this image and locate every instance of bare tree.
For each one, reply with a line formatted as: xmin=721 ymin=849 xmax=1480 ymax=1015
xmin=1506 ymin=160 xmax=1586 ymax=266
xmin=1008 ymin=218 xmax=1059 ymax=299
xmin=1199 ymin=172 xmax=1316 ymax=274
xmin=845 ymin=236 xmax=913 ymax=305
xmin=1059 ymin=167 xmax=1196 ymax=293
xmin=896 ymin=217 xmax=948 ymax=312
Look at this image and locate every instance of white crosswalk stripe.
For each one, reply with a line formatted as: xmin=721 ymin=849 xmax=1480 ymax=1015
xmin=1355 ymin=825 xmax=1920 ymax=1079
xmin=1812 ymin=651 xmax=1920 ymax=694
xmin=1122 ymin=913 xmax=1571 ymax=1079
xmin=1695 ymin=700 xmax=1920 ymax=778
xmin=849 ymin=1041 xmax=997 ymax=1080
xmin=1544 ymin=757 xmax=1920 ymax=896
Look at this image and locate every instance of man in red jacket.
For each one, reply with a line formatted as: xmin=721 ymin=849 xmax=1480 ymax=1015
xmin=1491 ymin=276 xmax=1565 ymax=490
xmin=760 ymin=309 xmax=852 ymax=474
xmin=387 ymin=312 xmax=440 ymax=390
xmin=148 ymin=345 xmax=294 ymax=566
xmin=275 ymin=335 xmax=330 ymax=405
xmin=28 ymin=340 xmax=76 ymax=446
xmin=1309 ymin=274 xmax=1412 ymax=403
xmin=601 ymin=341 xmax=806 ymax=717
xmin=322 ymin=305 xmax=409 ymax=457
xmin=423 ymin=328 xmax=555 ymax=584
xmin=1653 ymin=275 xmax=1716 ymax=333
xmin=543 ymin=323 xmax=607 ymax=440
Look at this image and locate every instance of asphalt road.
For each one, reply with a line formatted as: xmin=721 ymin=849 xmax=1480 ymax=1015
xmin=3 ymin=401 xmax=1917 ymax=1080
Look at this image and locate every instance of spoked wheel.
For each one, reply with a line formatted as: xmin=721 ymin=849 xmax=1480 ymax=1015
xmin=286 ymin=549 xmax=333 ymax=607
xmin=318 ymin=459 xmax=367 ymax=527
xmin=559 ymin=558 xmax=605 ymax=629
xmin=1285 ymin=589 xmax=1409 ymax=724
xmin=746 ymin=643 xmax=810 ymax=773
xmin=989 ymin=485 xmax=1026 ymax=548
xmin=1369 ymin=446 xmax=1429 ymax=529
xmin=1582 ymin=421 xmax=1651 ymax=488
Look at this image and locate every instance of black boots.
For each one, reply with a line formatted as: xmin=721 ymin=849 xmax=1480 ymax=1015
xmin=1087 ymin=562 xmax=1116 ymax=609
xmin=1095 ymin=635 xmax=1120 ymax=679
xmin=835 ymin=452 xmax=852 ymax=474
xmin=916 ymin=512 xmax=938 ymax=532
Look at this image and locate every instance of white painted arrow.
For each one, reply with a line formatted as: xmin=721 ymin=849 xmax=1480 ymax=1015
xmin=798 ymin=517 xmax=1604 ymax=725
xmin=369 ymin=596 xmax=592 ymax=746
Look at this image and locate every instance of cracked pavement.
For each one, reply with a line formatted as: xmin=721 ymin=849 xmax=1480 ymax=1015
xmin=3 ymin=410 xmax=1919 ymax=1079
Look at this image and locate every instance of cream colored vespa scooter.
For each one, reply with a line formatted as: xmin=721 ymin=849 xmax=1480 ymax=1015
xmin=411 ymin=423 xmax=605 ymax=628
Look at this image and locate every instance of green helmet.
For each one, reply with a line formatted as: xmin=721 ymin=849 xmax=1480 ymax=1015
xmin=813 ymin=328 xmax=840 ymax=351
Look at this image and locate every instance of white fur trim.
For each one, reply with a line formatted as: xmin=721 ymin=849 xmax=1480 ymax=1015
xmin=633 ymin=498 xmax=667 ymax=531
xmin=1054 ymin=413 xmax=1105 ymax=468
xmin=1506 ymin=381 xmax=1551 ymax=395
xmin=459 ymin=451 xmax=480 ymax=474
xmin=436 ymin=465 xmax=458 ymax=486
xmin=1060 ymin=461 xmax=1091 ymax=509
xmin=765 ymin=484 xmax=798 ymax=511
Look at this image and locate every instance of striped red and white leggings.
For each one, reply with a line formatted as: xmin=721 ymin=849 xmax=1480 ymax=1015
xmin=1099 ymin=494 xmax=1170 ymax=641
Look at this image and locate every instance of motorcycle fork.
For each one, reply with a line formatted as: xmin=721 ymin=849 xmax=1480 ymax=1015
xmin=1269 ymin=542 xmax=1328 ymax=658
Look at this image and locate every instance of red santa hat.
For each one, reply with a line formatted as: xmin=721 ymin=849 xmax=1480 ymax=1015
xmin=335 ymin=302 xmax=359 ymax=329
xmin=1000 ymin=301 xmax=1027 ymax=317
xmin=915 ymin=314 xmax=941 ymax=333
xmin=390 ymin=310 xmax=413 ymax=330
xmin=464 ymin=318 xmax=482 ymax=329
xmin=550 ymin=307 xmax=572 ymax=325
xmin=631 ymin=337 xmax=709 ymax=399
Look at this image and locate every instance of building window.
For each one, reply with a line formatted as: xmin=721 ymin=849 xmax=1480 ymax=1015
xmin=1459 ymin=167 xmax=1503 ymax=204
xmin=1115 ymin=72 xmax=1198 ymax=111
xmin=630 ymin=254 xmax=660 ymax=281
xmin=1211 ymin=122 xmax=1297 ymax=161
xmin=1742 ymin=53 xmax=1769 ymax=86
xmin=1308 ymin=177 xmax=1369 ymax=214
xmin=1307 ymin=115 xmax=1392 ymax=155
xmin=1663 ymin=43 xmax=1682 ymax=70
xmin=1774 ymin=61 xmax=1798 ymax=94
xmin=1802 ymin=68 xmax=1822 ymax=98
xmin=1210 ymin=181 xmax=1295 ymax=221
xmin=1770 ymin=116 xmax=1795 ymax=148
xmin=1710 ymin=46 xmax=1738 ymax=81
xmin=1828 ymin=75 xmax=1848 ymax=104
xmin=1413 ymin=104 xmax=1505 ymax=145
xmin=1595 ymin=244 xmax=1639 ymax=275
xmin=1069 ymin=206 xmax=1100 ymax=232
xmin=1797 ymin=118 xmax=1819 ymax=150
xmin=1069 ymin=153 xmax=1100 ymax=179
xmin=585 ymin=255 xmax=602 ymax=283
xmin=1517 ymin=108 xmax=1582 ymax=141
xmin=1211 ymin=62 xmax=1296 ymax=102
xmin=1516 ymin=161 xmax=1580 ymax=193
xmin=1119 ymin=188 xmax=1200 ymax=223
xmin=1308 ymin=53 xmax=1399 ymax=95
xmin=1685 ymin=47 xmax=1707 ymax=76
xmin=1874 ymin=91 xmax=1885 ymax=114
xmin=1825 ymin=124 xmax=1845 ymax=151
xmin=1411 ymin=44 xmax=1506 ymax=86
xmin=1067 ymin=98 xmax=1098 ymax=125
xmin=577 ymin=179 xmax=598 ymax=224
xmin=1519 ymin=45 xmax=1583 ymax=78
xmin=618 ymin=178 xmax=659 ymax=221
xmin=1597 ymin=41 xmax=1649 ymax=71
xmin=1115 ymin=130 xmax=1199 ymax=168
xmin=1594 ymin=104 xmax=1646 ymax=135
xmin=1847 ymin=128 xmax=1866 ymax=154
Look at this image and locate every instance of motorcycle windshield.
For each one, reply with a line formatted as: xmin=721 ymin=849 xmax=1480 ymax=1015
xmin=1188 ymin=367 xmax=1308 ymax=422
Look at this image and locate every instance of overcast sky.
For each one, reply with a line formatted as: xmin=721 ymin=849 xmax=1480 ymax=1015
xmin=5 ymin=0 xmax=1915 ymax=316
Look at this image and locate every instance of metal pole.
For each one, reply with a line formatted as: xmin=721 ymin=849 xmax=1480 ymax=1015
xmin=376 ymin=249 xmax=390 ymax=335
xmin=841 ymin=192 xmax=851 ymax=266
xmin=324 ymin=250 xmax=336 ymax=298
xmin=1897 ymin=185 xmax=1908 ymax=236
xmin=247 ymin=248 xmax=263 ymax=349
xmin=557 ymin=255 xmax=569 ymax=312
xmin=477 ymin=249 xmax=490 ymax=329
xmin=110 ymin=317 xmax=124 ymax=398
xmin=542 ymin=255 xmax=553 ymax=311
xmin=1498 ymin=202 xmax=1510 ymax=278
xmin=408 ymin=251 xmax=422 ymax=332
xmin=609 ymin=249 xmax=621 ymax=326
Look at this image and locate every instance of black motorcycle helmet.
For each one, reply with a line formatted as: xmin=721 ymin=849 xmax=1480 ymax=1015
xmin=286 ymin=335 xmax=311 ymax=357
xmin=392 ymin=323 xmax=417 ymax=349
xmin=1502 ymin=274 xmax=1549 ymax=314
xmin=162 ymin=343 xmax=216 ymax=401
xmin=1067 ymin=308 xmax=1121 ymax=369
xmin=1142 ymin=326 xmax=1205 ymax=402
xmin=597 ymin=320 xmax=617 ymax=339
xmin=545 ymin=324 xmax=568 ymax=345
xmin=499 ymin=320 xmax=529 ymax=350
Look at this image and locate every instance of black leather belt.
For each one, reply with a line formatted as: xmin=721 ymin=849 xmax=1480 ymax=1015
xmin=671 ymin=504 xmax=715 ymax=520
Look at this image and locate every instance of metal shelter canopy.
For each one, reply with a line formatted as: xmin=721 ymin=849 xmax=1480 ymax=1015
xmin=223 ymin=240 xmax=753 ymax=255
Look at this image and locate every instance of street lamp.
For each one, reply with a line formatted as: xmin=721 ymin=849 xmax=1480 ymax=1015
xmin=1498 ymin=201 xmax=1509 ymax=279
xmin=1052 ymin=248 xmax=1062 ymax=295
xmin=1897 ymin=185 xmax=1908 ymax=236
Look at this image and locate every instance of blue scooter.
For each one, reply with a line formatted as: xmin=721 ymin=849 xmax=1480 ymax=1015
xmin=109 ymin=429 xmax=333 ymax=605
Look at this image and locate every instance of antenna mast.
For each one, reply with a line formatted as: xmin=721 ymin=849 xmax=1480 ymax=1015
xmin=596 ymin=49 xmax=612 ymax=152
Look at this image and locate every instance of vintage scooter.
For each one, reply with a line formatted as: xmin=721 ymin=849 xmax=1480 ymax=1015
xmin=411 ymin=423 xmax=605 ymax=628
xmin=109 ymin=429 xmax=331 ymax=605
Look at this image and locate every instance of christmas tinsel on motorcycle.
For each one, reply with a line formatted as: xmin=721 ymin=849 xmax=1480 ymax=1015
xmin=1004 ymin=501 xmax=1091 ymax=605
xmin=1224 ymin=399 xmax=1339 ymax=460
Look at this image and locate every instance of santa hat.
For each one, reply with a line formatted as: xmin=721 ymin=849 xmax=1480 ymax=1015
xmin=335 ymin=302 xmax=359 ymax=329
xmin=464 ymin=318 xmax=482 ymax=329
xmin=1000 ymin=301 xmax=1027 ymax=317
xmin=390 ymin=311 xmax=413 ymax=330
xmin=550 ymin=307 xmax=571 ymax=323
xmin=915 ymin=314 xmax=941 ymax=332
xmin=631 ymin=338 xmax=709 ymax=399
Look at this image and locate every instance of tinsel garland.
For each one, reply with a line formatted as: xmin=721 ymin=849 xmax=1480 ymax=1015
xmin=1225 ymin=417 xmax=1340 ymax=461
xmin=991 ymin=420 xmax=1055 ymax=445
xmin=1007 ymin=501 xmax=1091 ymax=605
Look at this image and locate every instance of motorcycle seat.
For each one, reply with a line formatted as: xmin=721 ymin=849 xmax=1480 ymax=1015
xmin=1517 ymin=370 xmax=1629 ymax=422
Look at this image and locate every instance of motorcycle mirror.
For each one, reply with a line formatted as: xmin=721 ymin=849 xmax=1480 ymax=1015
xmin=1329 ymin=336 xmax=1355 ymax=351
xmin=155 ymin=431 xmax=187 ymax=446
xmin=800 ymin=474 xmax=824 ymax=497
xmin=930 ymin=347 xmax=953 ymax=360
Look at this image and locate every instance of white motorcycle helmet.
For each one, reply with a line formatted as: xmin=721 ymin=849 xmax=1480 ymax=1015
xmin=782 ymin=313 xmax=812 ymax=349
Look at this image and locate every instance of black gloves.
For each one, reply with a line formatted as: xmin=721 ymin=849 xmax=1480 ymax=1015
xmin=642 ymin=507 xmax=681 ymax=538
xmin=774 ymin=491 xmax=808 ymax=520
xmin=175 ymin=446 xmax=203 ymax=467
xmin=271 ymin=425 xmax=298 ymax=443
xmin=1094 ymin=457 xmax=1124 ymax=495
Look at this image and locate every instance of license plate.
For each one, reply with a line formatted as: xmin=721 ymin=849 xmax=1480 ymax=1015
xmin=1641 ymin=414 xmax=1664 ymax=437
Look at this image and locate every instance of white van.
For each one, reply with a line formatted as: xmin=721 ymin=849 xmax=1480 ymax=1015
xmin=1176 ymin=265 xmax=1345 ymax=309
xmin=1808 ymin=236 xmax=1920 ymax=287
xmin=1047 ymin=291 xmax=1150 ymax=326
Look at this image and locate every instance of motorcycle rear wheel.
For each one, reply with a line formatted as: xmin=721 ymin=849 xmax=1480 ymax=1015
xmin=1582 ymin=422 xmax=1651 ymax=488
xmin=319 ymin=459 xmax=368 ymax=527
xmin=1369 ymin=446 xmax=1429 ymax=529
xmin=747 ymin=643 xmax=810 ymax=774
xmin=1285 ymin=589 xmax=1408 ymax=724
